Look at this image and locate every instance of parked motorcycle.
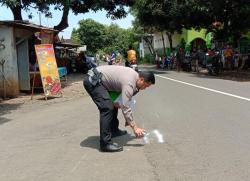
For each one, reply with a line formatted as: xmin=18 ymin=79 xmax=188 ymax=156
xmin=206 ymin=52 xmax=222 ymax=76
xmin=182 ymin=55 xmax=192 ymax=72
xmin=125 ymin=60 xmax=138 ymax=71
xmin=130 ymin=64 xmax=138 ymax=71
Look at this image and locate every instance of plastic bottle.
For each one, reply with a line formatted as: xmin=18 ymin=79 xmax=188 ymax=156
xmin=143 ymin=129 xmax=164 ymax=144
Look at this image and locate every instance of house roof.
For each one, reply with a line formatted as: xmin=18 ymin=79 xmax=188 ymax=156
xmin=0 ymin=20 xmax=58 ymax=32
xmin=54 ymin=42 xmax=81 ymax=48
xmin=61 ymin=38 xmax=72 ymax=44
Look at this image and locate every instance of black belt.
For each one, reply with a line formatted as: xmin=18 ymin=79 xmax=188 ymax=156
xmin=87 ymin=68 xmax=102 ymax=86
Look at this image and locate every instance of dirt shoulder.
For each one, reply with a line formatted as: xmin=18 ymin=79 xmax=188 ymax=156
xmin=0 ymin=73 xmax=87 ymax=114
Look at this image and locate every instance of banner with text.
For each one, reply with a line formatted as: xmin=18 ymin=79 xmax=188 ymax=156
xmin=35 ymin=44 xmax=61 ymax=97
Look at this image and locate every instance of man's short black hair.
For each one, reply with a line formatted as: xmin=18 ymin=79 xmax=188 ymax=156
xmin=138 ymin=71 xmax=155 ymax=84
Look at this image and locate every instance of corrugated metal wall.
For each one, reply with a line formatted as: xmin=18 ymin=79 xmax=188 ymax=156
xmin=0 ymin=26 xmax=19 ymax=97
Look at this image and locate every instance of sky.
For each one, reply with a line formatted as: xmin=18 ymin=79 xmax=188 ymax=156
xmin=0 ymin=5 xmax=134 ymax=39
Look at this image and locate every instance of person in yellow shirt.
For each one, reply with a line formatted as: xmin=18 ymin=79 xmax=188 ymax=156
xmin=224 ymin=45 xmax=234 ymax=69
xmin=125 ymin=45 xmax=137 ymax=67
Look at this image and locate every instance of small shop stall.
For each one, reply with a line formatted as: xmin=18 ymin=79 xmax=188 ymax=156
xmin=54 ymin=42 xmax=81 ymax=73
xmin=0 ymin=20 xmax=57 ymax=97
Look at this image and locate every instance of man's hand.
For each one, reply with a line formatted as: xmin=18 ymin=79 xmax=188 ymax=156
xmin=133 ymin=127 xmax=146 ymax=138
xmin=114 ymin=103 xmax=121 ymax=108
xmin=127 ymin=121 xmax=146 ymax=138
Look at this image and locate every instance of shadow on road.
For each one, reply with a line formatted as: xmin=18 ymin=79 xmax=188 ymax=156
xmin=0 ymin=103 xmax=22 ymax=125
xmin=113 ymin=134 xmax=145 ymax=147
xmin=187 ymin=71 xmax=250 ymax=82
xmin=188 ymin=72 xmax=219 ymax=80
xmin=139 ymin=67 xmax=170 ymax=75
xmin=37 ymin=96 xmax=59 ymax=101
xmin=80 ymin=136 xmax=99 ymax=150
xmin=80 ymin=134 xmax=144 ymax=150
xmin=0 ymin=117 xmax=11 ymax=125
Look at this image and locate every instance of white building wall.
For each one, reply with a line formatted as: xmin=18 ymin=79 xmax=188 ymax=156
xmin=0 ymin=26 xmax=19 ymax=97
xmin=153 ymin=31 xmax=182 ymax=50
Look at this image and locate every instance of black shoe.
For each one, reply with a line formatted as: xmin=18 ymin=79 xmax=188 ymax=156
xmin=100 ymin=143 xmax=123 ymax=152
xmin=111 ymin=129 xmax=127 ymax=138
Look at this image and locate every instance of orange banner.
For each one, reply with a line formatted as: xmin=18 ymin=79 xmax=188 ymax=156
xmin=35 ymin=44 xmax=61 ymax=97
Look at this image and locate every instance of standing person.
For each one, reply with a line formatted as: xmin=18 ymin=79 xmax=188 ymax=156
xmin=95 ymin=53 xmax=100 ymax=66
xmin=105 ymin=54 xmax=110 ymax=63
xmin=76 ymin=51 xmax=88 ymax=73
xmin=155 ymin=51 xmax=160 ymax=69
xmin=109 ymin=50 xmax=116 ymax=65
xmin=191 ymin=48 xmax=199 ymax=72
xmin=83 ymin=65 xmax=155 ymax=152
xmin=125 ymin=45 xmax=137 ymax=67
xmin=115 ymin=52 xmax=123 ymax=65
xmin=224 ymin=45 xmax=234 ymax=70
xmin=176 ymin=48 xmax=184 ymax=72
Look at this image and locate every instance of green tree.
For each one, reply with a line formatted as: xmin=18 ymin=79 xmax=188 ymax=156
xmin=130 ymin=14 xmax=155 ymax=56
xmin=71 ymin=19 xmax=138 ymax=55
xmin=132 ymin=0 xmax=250 ymax=50
xmin=195 ymin=0 xmax=250 ymax=44
xmin=103 ymin=24 xmax=137 ymax=54
xmin=0 ymin=0 xmax=136 ymax=32
xmin=71 ymin=28 xmax=80 ymax=44
xmin=132 ymin=0 xmax=191 ymax=54
xmin=72 ymin=19 xmax=106 ymax=54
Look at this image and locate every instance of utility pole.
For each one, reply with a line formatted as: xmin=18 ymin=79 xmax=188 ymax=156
xmin=39 ymin=12 xmax=41 ymax=26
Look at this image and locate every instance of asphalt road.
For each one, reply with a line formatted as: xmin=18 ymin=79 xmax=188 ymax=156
xmin=1 ymin=70 xmax=250 ymax=181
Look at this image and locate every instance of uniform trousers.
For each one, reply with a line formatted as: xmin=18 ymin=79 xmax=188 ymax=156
xmin=83 ymin=75 xmax=120 ymax=146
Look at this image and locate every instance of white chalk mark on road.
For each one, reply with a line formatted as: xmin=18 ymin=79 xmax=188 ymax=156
xmin=70 ymin=154 xmax=86 ymax=173
xmin=155 ymin=112 xmax=160 ymax=118
xmin=156 ymin=74 xmax=250 ymax=102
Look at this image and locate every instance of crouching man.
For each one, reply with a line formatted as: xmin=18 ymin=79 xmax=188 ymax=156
xmin=83 ymin=65 xmax=155 ymax=152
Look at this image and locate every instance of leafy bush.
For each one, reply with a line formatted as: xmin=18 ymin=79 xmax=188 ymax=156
xmin=138 ymin=54 xmax=154 ymax=64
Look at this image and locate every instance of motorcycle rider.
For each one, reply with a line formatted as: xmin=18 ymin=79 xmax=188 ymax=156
xmin=125 ymin=45 xmax=137 ymax=70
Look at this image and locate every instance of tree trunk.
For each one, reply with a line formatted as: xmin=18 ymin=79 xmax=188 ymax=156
xmin=54 ymin=1 xmax=70 ymax=32
xmin=166 ymin=32 xmax=173 ymax=54
xmin=10 ymin=0 xmax=22 ymax=21
xmin=161 ymin=31 xmax=167 ymax=57
xmin=143 ymin=37 xmax=155 ymax=55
